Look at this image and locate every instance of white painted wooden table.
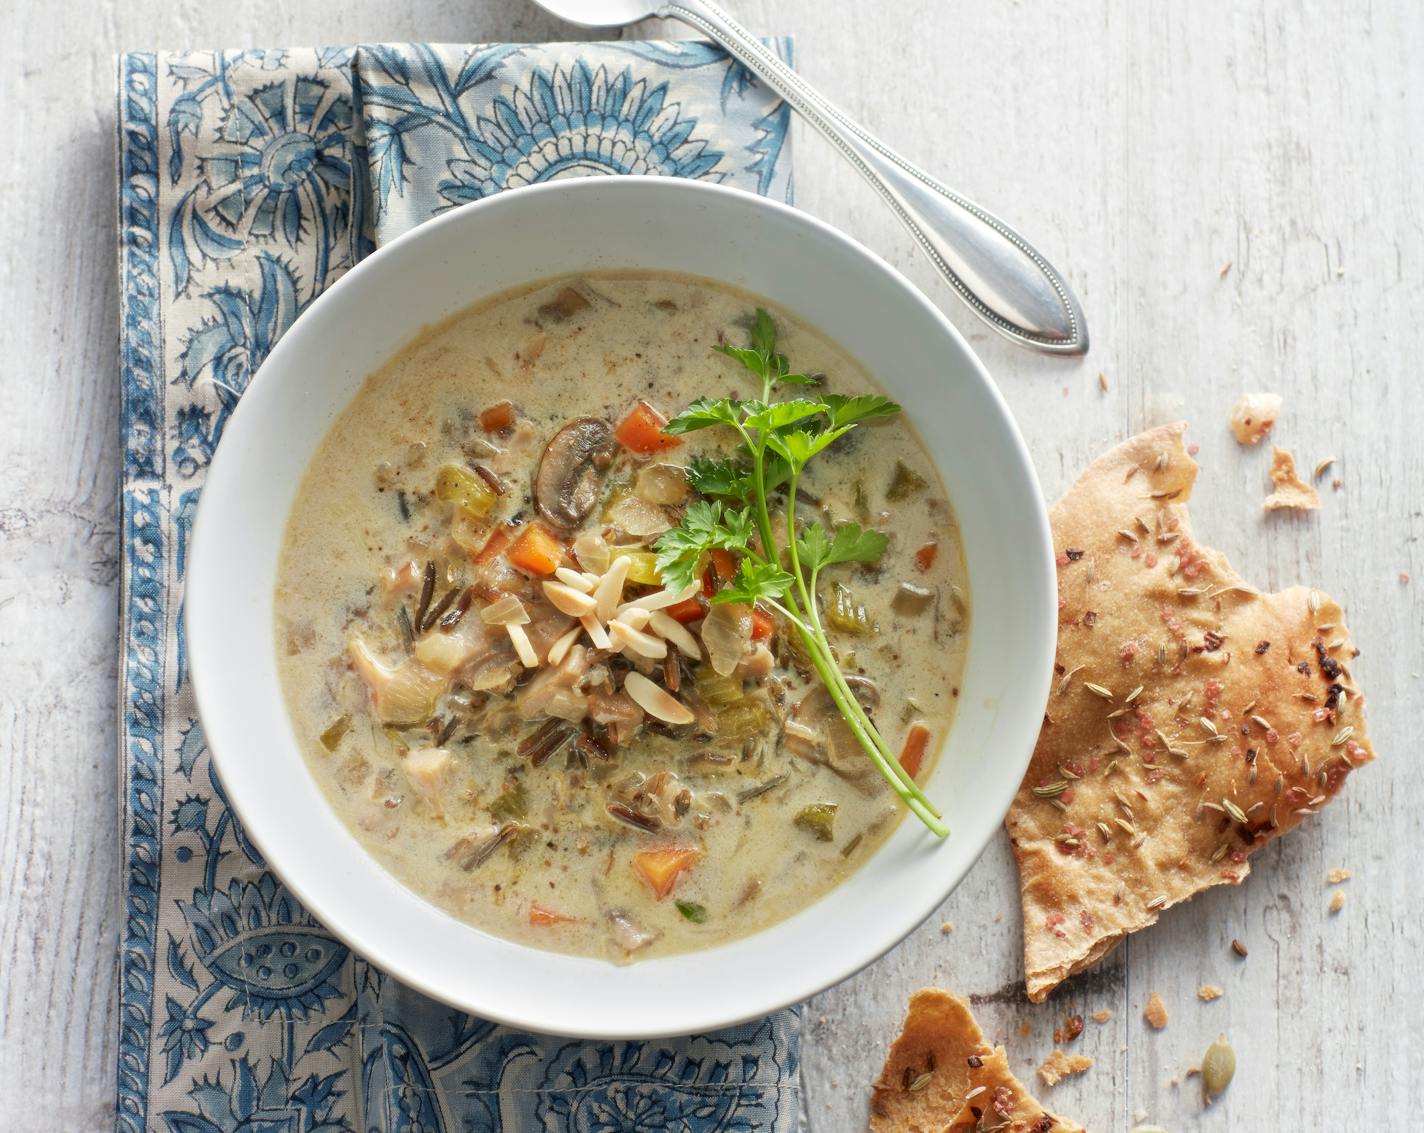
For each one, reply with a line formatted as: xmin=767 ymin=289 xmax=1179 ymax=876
xmin=3 ymin=2 xmax=1420 ymax=1129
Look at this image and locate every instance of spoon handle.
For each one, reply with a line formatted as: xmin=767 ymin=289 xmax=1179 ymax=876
xmin=660 ymin=0 xmax=1088 ymax=354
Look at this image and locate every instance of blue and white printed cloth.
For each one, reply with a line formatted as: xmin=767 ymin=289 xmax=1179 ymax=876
xmin=115 ymin=42 xmax=798 ymax=1133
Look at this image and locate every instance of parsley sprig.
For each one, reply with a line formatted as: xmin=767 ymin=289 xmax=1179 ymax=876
xmin=654 ymin=310 xmax=948 ymax=837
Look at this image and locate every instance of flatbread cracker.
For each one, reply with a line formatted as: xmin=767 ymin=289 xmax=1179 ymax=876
xmin=870 ymin=989 xmax=1086 ymax=1133
xmin=1265 ymin=446 xmax=1321 ymax=510
xmin=1008 ymin=423 xmax=1375 ymax=1002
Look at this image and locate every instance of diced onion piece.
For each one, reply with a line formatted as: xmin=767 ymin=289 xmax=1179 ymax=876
xmin=609 ymin=619 xmax=668 ymax=659
xmin=623 ymin=671 xmax=694 ymax=725
xmin=542 ymin=580 xmax=598 ymax=617
xmin=573 ymin=530 xmax=611 ymax=575
xmin=580 ymin=613 xmax=612 ymax=650
xmin=413 ymin=615 xmax=488 ymax=674
xmin=594 ymin=554 xmax=632 ymax=621
xmin=348 ymin=638 xmax=447 ymax=724
xmin=507 ymin=623 xmax=539 ymax=668
xmin=480 ymin=593 xmax=530 ymax=626
xmin=700 ymin=601 xmax=752 ymax=676
xmin=554 ymin=567 xmax=595 ymax=593
xmin=546 ymin=624 xmax=581 ymax=667
xmin=648 ymin=611 xmax=702 ymax=658
xmin=608 ymin=495 xmax=672 ymax=538
xmin=634 ymin=462 xmax=691 ymax=506
xmin=616 ymin=606 xmax=652 ymax=631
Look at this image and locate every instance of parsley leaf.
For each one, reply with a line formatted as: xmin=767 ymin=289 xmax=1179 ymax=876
xmin=820 ymin=393 xmax=901 ymax=429
xmin=675 ymin=900 xmax=707 ymax=923
xmin=796 ymin=522 xmax=890 ymax=574
xmin=744 ymin=398 xmax=827 ymax=434
xmin=664 ymin=397 xmax=744 ymax=435
xmin=653 ymin=500 xmax=754 ymax=592
xmin=712 ymin=557 xmax=796 ymax=607
xmin=686 ymin=455 xmax=754 ymax=502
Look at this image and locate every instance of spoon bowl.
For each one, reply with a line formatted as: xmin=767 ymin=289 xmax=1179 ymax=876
xmin=527 ymin=0 xmax=1089 ymax=354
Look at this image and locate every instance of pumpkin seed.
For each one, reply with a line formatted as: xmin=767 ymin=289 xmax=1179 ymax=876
xmin=1201 ymin=1034 xmax=1236 ymax=1103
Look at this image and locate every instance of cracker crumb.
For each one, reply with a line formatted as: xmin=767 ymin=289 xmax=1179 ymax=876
xmin=1330 ymin=890 xmax=1346 ymax=914
xmin=940 ymin=921 xmax=954 ymax=934
xmin=1220 ymin=260 xmax=1233 ymax=279
xmin=1231 ymin=938 xmax=1249 ymax=958
xmin=1198 ymin=984 xmax=1225 ymax=1002
xmin=1091 ymin=1009 xmax=1114 ymax=1024
xmin=1331 ymin=477 xmax=1342 ymax=490
xmin=1327 ymin=868 xmax=1352 ymax=884
xmin=1037 ymin=1049 xmax=1093 ymax=1087
xmin=1098 ymin=372 xmax=1109 ymax=392
xmin=1265 ymin=446 xmax=1321 ymax=511
xmin=1229 ymin=392 xmax=1282 ymax=445
xmin=1402 ymin=572 xmax=1411 ymax=585
xmin=1019 ymin=1021 xmax=1031 ymax=1038
xmin=1188 ymin=442 xmax=1201 ymax=456
xmin=993 ymin=912 xmax=1003 ymax=923
xmin=1144 ymin=992 xmax=1169 ymax=1030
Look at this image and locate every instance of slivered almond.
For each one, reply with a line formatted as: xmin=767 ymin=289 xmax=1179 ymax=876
xmin=594 ymin=555 xmax=631 ymax=620
xmin=609 ymin=619 xmax=668 ymax=659
xmin=545 ymin=625 xmax=581 ymax=666
xmin=648 ymin=610 xmax=702 ymax=657
xmin=580 ymin=613 xmax=611 ymax=650
xmin=554 ymin=567 xmax=595 ymax=593
xmin=542 ymin=580 xmax=598 ymax=617
xmin=620 ymin=580 xmax=702 ymax=613
xmin=617 ymin=606 xmax=653 ymax=631
xmin=624 ymin=671 xmax=694 ymax=725
xmin=506 ymin=623 xmax=538 ymax=668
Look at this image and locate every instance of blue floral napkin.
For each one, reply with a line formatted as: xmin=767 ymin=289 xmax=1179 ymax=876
xmin=115 ymin=42 xmax=797 ymax=1133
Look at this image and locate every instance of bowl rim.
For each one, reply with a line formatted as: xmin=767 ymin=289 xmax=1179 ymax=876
xmin=187 ymin=175 xmax=1056 ymax=1039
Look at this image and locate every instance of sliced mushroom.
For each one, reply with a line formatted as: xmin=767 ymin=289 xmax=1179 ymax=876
xmin=534 ymin=417 xmax=616 ymax=529
xmin=792 ymin=675 xmax=882 ymax=780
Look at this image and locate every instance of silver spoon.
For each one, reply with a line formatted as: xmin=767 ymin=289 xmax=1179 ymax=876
xmin=529 ymin=0 xmax=1088 ymax=354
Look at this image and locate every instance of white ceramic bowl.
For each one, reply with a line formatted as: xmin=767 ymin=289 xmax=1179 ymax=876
xmin=187 ymin=176 xmax=1056 ymax=1039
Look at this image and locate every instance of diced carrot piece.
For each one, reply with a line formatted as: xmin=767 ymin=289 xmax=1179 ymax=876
xmin=631 ymin=847 xmax=701 ymax=900
xmin=471 ymin=525 xmax=513 ymax=565
xmin=664 ymin=596 xmax=706 ymax=623
xmin=507 ymin=524 xmax=564 ymax=576
xmin=914 ymin=541 xmax=939 ymax=572
xmin=528 ymin=903 xmax=578 ymax=926
xmin=899 ymin=722 xmax=932 ymax=780
xmin=750 ymin=607 xmax=775 ymax=641
xmin=709 ymin=548 xmax=738 ymax=582
xmin=615 ymin=400 xmax=681 ymax=455
xmin=701 ymin=568 xmax=716 ymax=598
xmin=479 ymin=401 xmax=515 ymax=431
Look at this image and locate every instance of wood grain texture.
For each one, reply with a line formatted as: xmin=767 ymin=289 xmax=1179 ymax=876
xmin=2 ymin=1 xmax=1419 ymax=1129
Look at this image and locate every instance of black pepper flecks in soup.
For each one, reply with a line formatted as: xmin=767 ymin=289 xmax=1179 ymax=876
xmin=275 ymin=271 xmax=969 ymax=961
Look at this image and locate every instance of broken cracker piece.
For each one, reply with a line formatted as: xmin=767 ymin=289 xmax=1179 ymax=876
xmin=1006 ymin=423 xmax=1375 ymax=1002
xmin=1091 ymin=1009 xmax=1114 ymax=1024
xmin=1144 ymin=992 xmax=1169 ymax=1030
xmin=1230 ymin=392 xmax=1282 ymax=445
xmin=1327 ymin=867 xmax=1352 ymax=884
xmin=1037 ymin=1049 xmax=1093 ymax=1088
xmin=870 ymin=989 xmax=1085 ymax=1133
xmin=1265 ymin=446 xmax=1321 ymax=511
xmin=1330 ymin=890 xmax=1346 ymax=913
xmin=1198 ymin=984 xmax=1224 ymax=1001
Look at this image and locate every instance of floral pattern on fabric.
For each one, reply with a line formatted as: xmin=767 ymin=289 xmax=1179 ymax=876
xmin=115 ymin=42 xmax=797 ymax=1133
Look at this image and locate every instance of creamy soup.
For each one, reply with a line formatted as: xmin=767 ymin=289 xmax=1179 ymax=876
xmin=275 ymin=272 xmax=969 ymax=961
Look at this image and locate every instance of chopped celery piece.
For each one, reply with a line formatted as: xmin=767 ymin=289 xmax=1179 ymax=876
xmin=489 ymin=780 xmax=528 ymax=823
xmin=675 ymin=900 xmax=707 ymax=923
xmin=716 ymin=699 xmax=770 ymax=740
xmin=794 ymin=802 xmax=838 ymax=842
xmin=435 ymin=463 xmax=496 ymax=520
xmin=319 ymin=715 xmax=351 ymax=752
xmin=827 ymin=581 xmax=875 ymax=636
xmin=885 ymin=460 xmax=927 ymax=501
xmin=609 ymin=547 xmax=662 ymax=586
xmin=694 ymin=669 xmax=745 ymax=708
